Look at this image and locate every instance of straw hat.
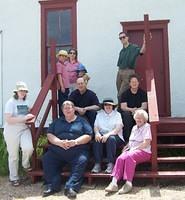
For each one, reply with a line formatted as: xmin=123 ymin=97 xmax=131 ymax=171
xmin=13 ymin=81 xmax=28 ymax=92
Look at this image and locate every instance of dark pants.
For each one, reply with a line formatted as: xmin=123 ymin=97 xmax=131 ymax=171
xmin=58 ymin=89 xmax=69 ymax=117
xmin=82 ymin=110 xmax=97 ymax=128
xmin=121 ymin=111 xmax=135 ymax=142
xmin=93 ymin=135 xmax=124 ymax=163
xmin=42 ymin=149 xmax=89 ymax=192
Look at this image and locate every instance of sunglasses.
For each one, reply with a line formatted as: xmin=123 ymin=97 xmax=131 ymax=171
xmin=69 ymin=52 xmax=76 ymax=55
xmin=119 ymin=36 xmax=126 ymax=40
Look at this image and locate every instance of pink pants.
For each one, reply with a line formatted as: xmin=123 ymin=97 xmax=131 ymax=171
xmin=111 ymin=150 xmax=151 ymax=182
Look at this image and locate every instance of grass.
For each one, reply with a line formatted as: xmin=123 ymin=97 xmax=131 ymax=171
xmin=0 ymin=129 xmax=8 ymax=175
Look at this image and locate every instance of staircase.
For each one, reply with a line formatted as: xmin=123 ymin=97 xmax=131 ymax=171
xmin=156 ymin=117 xmax=185 ymax=177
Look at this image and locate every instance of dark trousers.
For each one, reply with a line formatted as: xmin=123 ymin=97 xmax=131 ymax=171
xmin=42 ymin=149 xmax=89 ymax=192
xmin=58 ymin=89 xmax=69 ymax=117
xmin=121 ymin=111 xmax=135 ymax=142
xmin=83 ymin=110 xmax=97 ymax=128
xmin=93 ymin=135 xmax=124 ymax=163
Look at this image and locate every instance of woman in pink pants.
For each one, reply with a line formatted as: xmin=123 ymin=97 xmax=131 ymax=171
xmin=105 ymin=109 xmax=152 ymax=194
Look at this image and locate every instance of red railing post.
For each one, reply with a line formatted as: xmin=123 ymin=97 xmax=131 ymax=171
xmin=144 ymin=14 xmax=159 ymax=173
xmin=50 ymin=40 xmax=58 ymax=120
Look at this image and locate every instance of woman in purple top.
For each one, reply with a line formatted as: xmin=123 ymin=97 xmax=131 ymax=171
xmin=67 ymin=48 xmax=88 ymax=93
xmin=105 ymin=109 xmax=152 ymax=194
xmin=67 ymin=48 xmax=80 ymax=92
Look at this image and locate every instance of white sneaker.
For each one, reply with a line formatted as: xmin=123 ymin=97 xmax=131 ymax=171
xmin=105 ymin=182 xmax=118 ymax=192
xmin=105 ymin=163 xmax=114 ymax=173
xmin=118 ymin=182 xmax=132 ymax=194
xmin=91 ymin=163 xmax=101 ymax=173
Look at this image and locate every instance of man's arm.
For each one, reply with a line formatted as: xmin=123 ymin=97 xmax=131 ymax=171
xmin=84 ymin=105 xmax=100 ymax=111
xmin=140 ymin=35 xmax=146 ymax=54
xmin=121 ymin=102 xmax=137 ymax=113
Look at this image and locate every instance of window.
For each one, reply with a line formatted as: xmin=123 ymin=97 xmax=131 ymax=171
xmin=39 ymin=0 xmax=77 ymax=83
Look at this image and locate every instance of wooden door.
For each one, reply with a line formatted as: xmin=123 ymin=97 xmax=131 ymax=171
xmin=121 ymin=20 xmax=170 ymax=116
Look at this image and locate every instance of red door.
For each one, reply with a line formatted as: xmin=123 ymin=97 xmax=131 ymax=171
xmin=121 ymin=20 xmax=170 ymax=117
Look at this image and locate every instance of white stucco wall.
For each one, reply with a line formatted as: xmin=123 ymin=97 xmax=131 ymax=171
xmin=0 ymin=0 xmax=185 ymax=126
xmin=77 ymin=0 xmax=185 ymax=117
xmin=0 ymin=0 xmax=41 ymax=126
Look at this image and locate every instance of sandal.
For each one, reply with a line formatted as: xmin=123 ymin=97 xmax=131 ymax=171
xmin=11 ymin=180 xmax=20 ymax=187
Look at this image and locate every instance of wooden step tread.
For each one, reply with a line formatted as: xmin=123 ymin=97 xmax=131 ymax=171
xmin=28 ymin=170 xmax=185 ymax=179
xmin=157 ymin=132 xmax=185 ymax=136
xmin=159 ymin=117 xmax=185 ymax=124
xmin=157 ymin=156 xmax=185 ymax=163
xmin=158 ymin=144 xmax=185 ymax=148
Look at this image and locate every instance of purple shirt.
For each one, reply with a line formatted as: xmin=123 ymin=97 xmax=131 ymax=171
xmin=129 ymin=123 xmax=152 ymax=153
xmin=67 ymin=61 xmax=80 ymax=84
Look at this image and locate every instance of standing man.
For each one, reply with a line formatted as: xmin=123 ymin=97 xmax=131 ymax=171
xmin=116 ymin=32 xmax=146 ymax=100
xmin=120 ymin=74 xmax=147 ymax=142
xmin=42 ymin=101 xmax=92 ymax=198
xmin=68 ymin=78 xmax=100 ymax=128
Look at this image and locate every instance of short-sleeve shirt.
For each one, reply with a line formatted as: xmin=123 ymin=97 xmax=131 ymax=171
xmin=47 ymin=116 xmax=93 ymax=153
xmin=4 ymin=97 xmax=29 ymax=126
xmin=129 ymin=123 xmax=152 ymax=153
xmin=94 ymin=110 xmax=124 ymax=141
xmin=67 ymin=61 xmax=80 ymax=84
xmin=68 ymin=89 xmax=99 ymax=107
xmin=120 ymin=88 xmax=147 ymax=108
xmin=5 ymin=98 xmax=29 ymax=117
xmin=117 ymin=43 xmax=141 ymax=69
xmin=56 ymin=61 xmax=70 ymax=88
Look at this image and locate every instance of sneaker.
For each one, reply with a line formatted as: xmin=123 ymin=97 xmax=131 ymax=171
xmin=118 ymin=182 xmax=132 ymax=194
xmin=23 ymin=167 xmax=32 ymax=172
xmin=91 ymin=163 xmax=101 ymax=173
xmin=105 ymin=163 xmax=114 ymax=173
xmin=105 ymin=182 xmax=118 ymax=192
xmin=11 ymin=180 xmax=20 ymax=187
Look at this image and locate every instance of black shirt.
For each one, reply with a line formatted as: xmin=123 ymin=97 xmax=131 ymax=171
xmin=120 ymin=88 xmax=147 ymax=108
xmin=68 ymin=89 xmax=99 ymax=107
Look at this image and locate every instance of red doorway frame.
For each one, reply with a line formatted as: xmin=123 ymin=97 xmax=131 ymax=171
xmin=39 ymin=0 xmax=77 ymax=84
xmin=121 ymin=20 xmax=171 ymax=116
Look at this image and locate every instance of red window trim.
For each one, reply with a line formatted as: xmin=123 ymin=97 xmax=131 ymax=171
xmin=39 ymin=0 xmax=77 ymax=84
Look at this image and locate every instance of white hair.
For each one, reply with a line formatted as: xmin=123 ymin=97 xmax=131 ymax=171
xmin=133 ymin=109 xmax=148 ymax=122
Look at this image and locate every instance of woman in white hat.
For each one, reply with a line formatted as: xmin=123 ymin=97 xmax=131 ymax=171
xmin=3 ymin=81 xmax=34 ymax=186
xmin=91 ymin=98 xmax=125 ymax=174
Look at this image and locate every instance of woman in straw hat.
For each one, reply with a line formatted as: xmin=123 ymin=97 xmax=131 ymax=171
xmin=56 ymin=49 xmax=70 ymax=116
xmin=3 ymin=81 xmax=34 ymax=186
xmin=91 ymin=98 xmax=125 ymax=174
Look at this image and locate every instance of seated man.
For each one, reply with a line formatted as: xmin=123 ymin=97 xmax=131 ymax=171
xmin=42 ymin=101 xmax=92 ymax=198
xmin=68 ymin=77 xmax=100 ymax=128
xmin=120 ymin=74 xmax=147 ymax=142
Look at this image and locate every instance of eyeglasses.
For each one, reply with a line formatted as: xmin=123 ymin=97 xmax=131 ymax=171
xmin=69 ymin=52 xmax=76 ymax=55
xmin=119 ymin=36 xmax=126 ymax=40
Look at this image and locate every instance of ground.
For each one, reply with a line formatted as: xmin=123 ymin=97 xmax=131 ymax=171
xmin=0 ymin=176 xmax=185 ymax=200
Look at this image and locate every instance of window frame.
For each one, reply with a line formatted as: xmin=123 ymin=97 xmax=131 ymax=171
xmin=39 ymin=0 xmax=77 ymax=84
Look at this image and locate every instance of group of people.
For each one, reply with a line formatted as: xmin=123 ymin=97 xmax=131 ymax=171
xmin=3 ymin=31 xmax=152 ymax=199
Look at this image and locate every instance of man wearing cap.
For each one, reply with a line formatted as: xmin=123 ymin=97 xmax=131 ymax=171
xmin=116 ymin=32 xmax=146 ymax=101
xmin=68 ymin=77 xmax=99 ymax=128
xmin=120 ymin=74 xmax=147 ymax=142
xmin=56 ymin=49 xmax=70 ymax=116
xmin=3 ymin=81 xmax=34 ymax=186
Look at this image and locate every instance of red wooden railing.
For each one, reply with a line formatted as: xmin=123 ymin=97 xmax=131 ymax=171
xmin=28 ymin=41 xmax=58 ymax=170
xmin=144 ymin=14 xmax=159 ymax=172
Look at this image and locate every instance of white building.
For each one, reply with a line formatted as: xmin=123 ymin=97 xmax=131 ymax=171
xmin=0 ymin=0 xmax=185 ymax=127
